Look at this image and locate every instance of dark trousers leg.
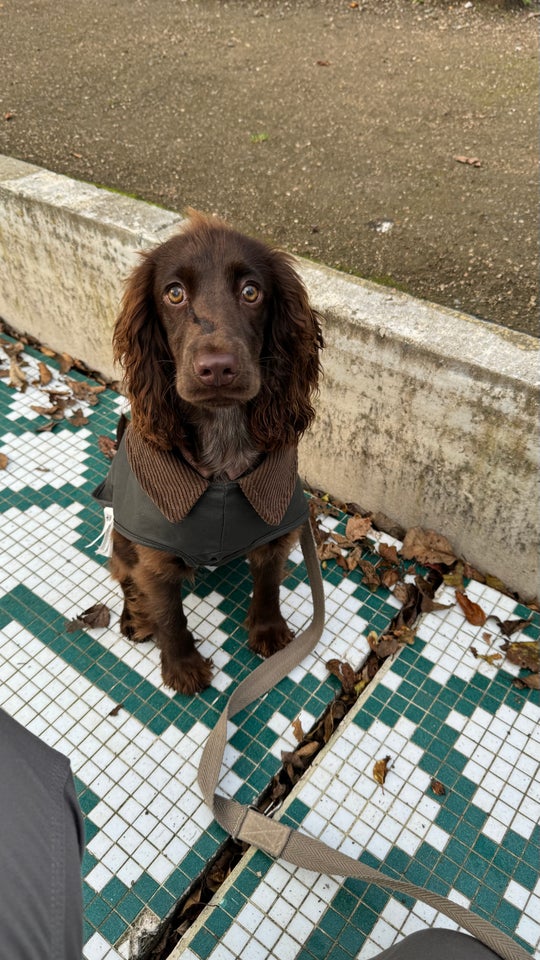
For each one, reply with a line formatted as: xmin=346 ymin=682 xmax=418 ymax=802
xmin=373 ymin=929 xmax=502 ymax=960
xmin=0 ymin=708 xmax=84 ymax=960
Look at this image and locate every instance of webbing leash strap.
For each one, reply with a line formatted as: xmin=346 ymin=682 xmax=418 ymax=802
xmin=198 ymin=520 xmax=528 ymax=960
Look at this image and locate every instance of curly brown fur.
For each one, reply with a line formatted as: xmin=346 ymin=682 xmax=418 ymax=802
xmin=110 ymin=211 xmax=323 ymax=694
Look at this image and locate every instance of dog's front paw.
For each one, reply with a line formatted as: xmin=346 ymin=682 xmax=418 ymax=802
xmin=161 ymin=650 xmax=213 ymax=695
xmin=248 ymin=618 xmax=294 ymax=659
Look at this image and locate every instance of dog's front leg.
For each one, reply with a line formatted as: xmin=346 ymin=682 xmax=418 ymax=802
xmin=246 ymin=529 xmax=298 ymax=658
xmin=130 ymin=545 xmax=213 ymax=695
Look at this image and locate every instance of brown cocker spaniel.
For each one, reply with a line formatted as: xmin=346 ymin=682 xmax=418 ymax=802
xmin=96 ymin=211 xmax=323 ymax=694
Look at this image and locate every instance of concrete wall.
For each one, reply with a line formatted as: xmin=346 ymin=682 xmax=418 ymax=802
xmin=1 ymin=155 xmax=538 ymax=600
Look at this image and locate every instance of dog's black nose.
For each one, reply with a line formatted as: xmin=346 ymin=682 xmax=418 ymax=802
xmin=195 ymin=352 xmax=238 ymax=387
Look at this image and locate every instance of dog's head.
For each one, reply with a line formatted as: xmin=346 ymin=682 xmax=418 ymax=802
xmin=114 ymin=210 xmax=323 ymax=450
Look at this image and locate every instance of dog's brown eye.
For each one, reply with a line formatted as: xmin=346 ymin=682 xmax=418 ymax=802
xmin=166 ymin=284 xmax=185 ymax=305
xmin=241 ymin=283 xmax=260 ymax=304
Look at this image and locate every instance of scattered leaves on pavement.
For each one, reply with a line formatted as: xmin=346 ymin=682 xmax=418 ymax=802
xmin=0 ymin=452 xmax=8 ymax=469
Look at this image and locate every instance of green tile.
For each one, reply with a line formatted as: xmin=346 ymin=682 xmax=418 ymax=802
xmin=100 ymin=911 xmax=127 ymax=944
xmin=101 ymin=876 xmax=129 ymax=907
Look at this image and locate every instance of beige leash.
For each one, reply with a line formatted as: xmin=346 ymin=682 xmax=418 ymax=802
xmin=198 ymin=520 xmax=528 ymax=960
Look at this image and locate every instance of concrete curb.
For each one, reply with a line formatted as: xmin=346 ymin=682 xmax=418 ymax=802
xmin=1 ymin=155 xmax=538 ymax=599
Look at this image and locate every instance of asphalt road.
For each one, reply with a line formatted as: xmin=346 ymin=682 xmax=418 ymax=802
xmin=1 ymin=0 xmax=538 ymax=336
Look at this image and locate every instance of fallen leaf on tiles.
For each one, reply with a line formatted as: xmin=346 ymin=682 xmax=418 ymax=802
xmin=292 ymin=717 xmax=305 ymax=742
xmin=378 ymin=542 xmax=399 ymax=565
xmin=0 ymin=453 xmax=8 ymax=469
xmin=37 ymin=361 xmax=53 ymax=386
xmin=501 ymin=639 xmax=539 ymax=672
xmin=108 ymin=703 xmax=123 ymax=717
xmin=470 ymin=646 xmax=502 ymax=666
xmin=98 ymin=435 xmax=117 ymax=460
xmin=68 ymin=408 xmax=89 ymax=427
xmin=319 ymin=540 xmax=344 ymax=562
xmin=357 ymin=558 xmax=381 ymax=591
xmin=430 ymin=778 xmax=446 ymax=796
xmin=66 ymin=602 xmax=110 ymax=632
xmin=345 ymin=514 xmax=372 ymax=542
xmin=8 ymin=358 xmax=27 ymax=391
xmin=326 ymin=658 xmax=357 ymax=695
xmin=31 ymin=402 xmax=65 ymax=418
xmin=35 ymin=419 xmax=60 ymax=433
xmin=345 ymin=546 xmax=363 ymax=571
xmin=493 ymin=615 xmax=533 ymax=638
xmin=401 ymin=527 xmax=456 ymax=567
xmin=443 ymin=560 xmax=465 ymax=589
xmin=369 ymin=625 xmax=415 ymax=659
xmin=373 ymin=755 xmax=392 ymax=788
xmin=381 ymin=567 xmax=400 ymax=589
xmin=456 ymin=590 xmax=487 ymax=626
xmin=393 ymin=581 xmax=422 ymax=628
xmin=59 ymin=353 xmax=74 ymax=374
xmin=65 ymin=377 xmax=105 ymax=404
xmin=415 ymin=575 xmax=454 ymax=613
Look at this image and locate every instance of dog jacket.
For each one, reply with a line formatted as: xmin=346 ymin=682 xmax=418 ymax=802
xmin=93 ymin=425 xmax=309 ymax=567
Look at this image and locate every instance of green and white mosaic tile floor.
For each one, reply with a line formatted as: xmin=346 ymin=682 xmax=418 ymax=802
xmin=0 ymin=338 xmax=538 ymax=960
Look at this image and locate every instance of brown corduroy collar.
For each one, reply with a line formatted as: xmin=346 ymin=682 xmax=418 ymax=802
xmin=124 ymin=425 xmax=299 ymax=526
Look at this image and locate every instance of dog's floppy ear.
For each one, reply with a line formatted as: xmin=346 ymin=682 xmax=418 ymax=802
xmin=249 ymin=250 xmax=324 ymax=450
xmin=113 ymin=253 xmax=181 ymax=449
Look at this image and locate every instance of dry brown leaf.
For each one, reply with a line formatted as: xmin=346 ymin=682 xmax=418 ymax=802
xmin=35 ymin=419 xmax=60 ymax=433
xmin=443 ymin=560 xmax=465 ymax=589
xmin=470 ymin=647 xmax=502 ymax=666
xmin=326 ymin=658 xmax=356 ymax=695
xmin=0 ymin=452 xmax=8 ymax=470
xmin=319 ymin=541 xmax=343 ymax=562
xmin=501 ymin=639 xmax=539 ymax=672
xmin=401 ymin=527 xmax=456 ymax=567
xmin=292 ymin=717 xmax=305 ymax=742
xmin=367 ymin=630 xmax=400 ymax=659
xmin=456 ymin=590 xmax=487 ymax=626
xmin=8 ymin=358 xmax=27 ymax=391
xmin=357 ymin=559 xmax=381 ymax=591
xmin=345 ymin=514 xmax=372 ymax=542
xmin=378 ymin=542 xmax=399 ymax=565
xmin=65 ymin=377 xmax=105 ymax=404
xmin=66 ymin=603 xmax=110 ymax=632
xmin=37 ymin=361 xmax=53 ymax=386
xmin=98 ymin=435 xmax=117 ymax=460
xmin=373 ymin=755 xmax=392 ymax=788
xmin=59 ymin=353 xmax=74 ymax=374
xmin=493 ymin=616 xmax=533 ymax=638
xmin=108 ymin=703 xmax=123 ymax=717
xmin=68 ymin=408 xmax=89 ymax=427
xmin=381 ymin=568 xmax=400 ymax=589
